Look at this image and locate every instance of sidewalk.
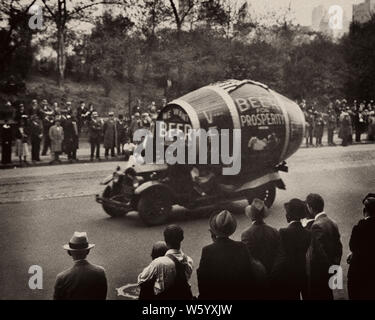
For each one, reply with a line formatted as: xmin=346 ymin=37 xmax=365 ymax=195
xmin=0 ymin=140 xmax=126 ymax=170
xmin=0 ymin=135 xmax=373 ymax=170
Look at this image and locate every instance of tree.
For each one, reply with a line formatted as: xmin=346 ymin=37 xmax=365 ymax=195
xmin=0 ymin=0 xmax=37 ymax=78
xmin=342 ymin=17 xmax=375 ymax=100
xmin=40 ymin=0 xmax=123 ymax=87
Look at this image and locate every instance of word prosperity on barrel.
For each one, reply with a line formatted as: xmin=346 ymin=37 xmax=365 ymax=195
xmin=133 ymin=122 xmax=242 ymax=175
xmin=240 ymin=112 xmax=285 ymax=127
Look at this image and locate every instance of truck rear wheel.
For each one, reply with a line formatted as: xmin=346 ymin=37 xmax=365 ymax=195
xmin=247 ymin=186 xmax=276 ymax=208
xmin=102 ymin=185 xmax=129 ymax=217
xmin=138 ymin=190 xmax=172 ymax=226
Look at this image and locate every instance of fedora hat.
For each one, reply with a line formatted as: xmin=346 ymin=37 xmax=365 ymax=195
xmin=246 ymin=198 xmax=266 ymax=220
xmin=63 ymin=232 xmax=95 ymax=251
xmin=209 ymin=210 xmax=237 ymax=238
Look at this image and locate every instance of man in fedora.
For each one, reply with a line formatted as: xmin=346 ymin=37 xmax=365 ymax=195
xmin=88 ymin=111 xmax=102 ymax=161
xmin=54 ymin=232 xmax=107 ymax=300
xmin=241 ymin=199 xmax=280 ymax=276
xmin=103 ymin=112 xmax=117 ymax=159
xmin=197 ymin=210 xmax=266 ymax=300
xmin=347 ymin=193 xmax=375 ymax=300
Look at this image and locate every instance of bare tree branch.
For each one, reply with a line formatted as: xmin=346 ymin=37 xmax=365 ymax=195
xmin=42 ymin=0 xmax=56 ymax=18
xmin=169 ymin=0 xmax=181 ymax=27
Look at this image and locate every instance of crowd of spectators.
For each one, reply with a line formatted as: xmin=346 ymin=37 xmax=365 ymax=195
xmin=300 ymin=99 xmax=375 ymax=147
xmin=0 ymin=98 xmax=163 ymax=165
xmin=2 ymin=97 xmax=374 ymax=166
xmin=54 ymin=193 xmax=375 ymax=300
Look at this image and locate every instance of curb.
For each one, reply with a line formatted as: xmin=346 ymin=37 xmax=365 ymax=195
xmin=0 ymin=156 xmax=125 ymax=170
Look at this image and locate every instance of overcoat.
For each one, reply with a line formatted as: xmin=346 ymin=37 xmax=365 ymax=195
xmin=49 ymin=124 xmax=64 ymax=153
xmin=103 ymin=119 xmax=117 ymax=149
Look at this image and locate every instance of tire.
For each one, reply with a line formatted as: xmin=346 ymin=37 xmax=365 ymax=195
xmin=247 ymin=186 xmax=276 ymax=208
xmin=102 ymin=185 xmax=128 ymax=217
xmin=137 ymin=189 xmax=172 ymax=226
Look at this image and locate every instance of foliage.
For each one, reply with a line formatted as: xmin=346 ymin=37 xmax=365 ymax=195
xmin=342 ymin=17 xmax=375 ymax=101
xmin=2 ymin=0 xmax=373 ymax=112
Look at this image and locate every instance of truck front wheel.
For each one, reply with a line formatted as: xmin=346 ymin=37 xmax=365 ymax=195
xmin=138 ymin=190 xmax=172 ymax=226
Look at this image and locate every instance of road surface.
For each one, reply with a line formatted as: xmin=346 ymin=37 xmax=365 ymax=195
xmin=0 ymin=143 xmax=374 ymax=300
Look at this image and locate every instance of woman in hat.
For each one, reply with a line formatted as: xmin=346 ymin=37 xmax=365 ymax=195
xmin=15 ymin=118 xmax=29 ymax=165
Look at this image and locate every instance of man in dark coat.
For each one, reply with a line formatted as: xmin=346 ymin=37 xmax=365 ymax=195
xmin=197 ymin=210 xmax=266 ymax=300
xmin=28 ymin=115 xmax=42 ymax=162
xmin=241 ymin=198 xmax=280 ymax=276
xmin=76 ymin=101 xmax=88 ymax=135
xmin=88 ymin=112 xmax=102 ymax=161
xmin=116 ymin=114 xmax=127 ymax=156
xmin=327 ymin=110 xmax=337 ymax=146
xmin=306 ymin=109 xmax=315 ymax=147
xmin=314 ymin=113 xmax=325 ymax=147
xmin=41 ymin=114 xmax=54 ymax=155
xmin=347 ymin=193 xmax=375 ymax=300
xmin=305 ymin=193 xmax=343 ymax=300
xmin=272 ymin=199 xmax=311 ymax=300
xmin=63 ymin=115 xmax=79 ymax=161
xmin=54 ymin=232 xmax=107 ymax=300
xmin=1 ymin=119 xmax=12 ymax=164
xmin=103 ymin=112 xmax=117 ymax=158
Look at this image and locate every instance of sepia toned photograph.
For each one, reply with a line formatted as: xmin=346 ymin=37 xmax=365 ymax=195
xmin=0 ymin=0 xmax=374 ymax=308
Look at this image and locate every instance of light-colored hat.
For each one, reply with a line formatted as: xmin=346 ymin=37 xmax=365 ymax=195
xmin=245 ymin=198 xmax=265 ymax=220
xmin=108 ymin=111 xmax=114 ymax=116
xmin=63 ymin=232 xmax=95 ymax=251
xmin=209 ymin=210 xmax=237 ymax=238
xmin=92 ymin=111 xmax=98 ymax=117
xmin=134 ymin=112 xmax=140 ymax=117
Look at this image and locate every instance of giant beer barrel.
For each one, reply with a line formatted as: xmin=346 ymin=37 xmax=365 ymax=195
xmin=157 ymin=79 xmax=305 ymax=176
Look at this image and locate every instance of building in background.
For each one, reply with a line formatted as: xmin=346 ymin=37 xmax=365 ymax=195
xmin=311 ymin=4 xmax=350 ymax=38
xmin=353 ymin=0 xmax=375 ymax=24
xmin=312 ymin=5 xmax=326 ymax=30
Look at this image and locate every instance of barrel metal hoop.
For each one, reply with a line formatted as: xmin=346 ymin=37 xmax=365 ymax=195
xmin=170 ymin=99 xmax=200 ymax=130
xmin=205 ymin=86 xmax=241 ymax=130
xmin=214 ymin=79 xmax=269 ymax=93
xmin=268 ymin=90 xmax=290 ymax=163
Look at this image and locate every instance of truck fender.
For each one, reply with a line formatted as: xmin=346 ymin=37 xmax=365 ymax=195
xmin=134 ymin=181 xmax=173 ymax=196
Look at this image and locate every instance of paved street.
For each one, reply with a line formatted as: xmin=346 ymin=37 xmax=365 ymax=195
xmin=0 ymin=143 xmax=374 ymax=300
